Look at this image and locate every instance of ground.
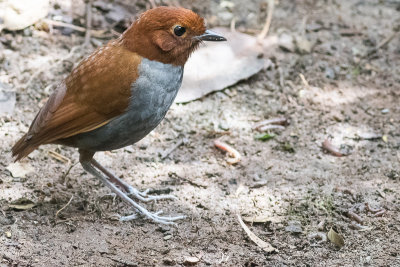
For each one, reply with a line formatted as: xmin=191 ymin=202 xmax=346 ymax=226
xmin=1 ymin=0 xmax=400 ymax=266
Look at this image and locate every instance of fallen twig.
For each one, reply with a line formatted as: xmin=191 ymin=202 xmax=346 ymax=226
xmin=362 ymin=31 xmax=398 ymax=59
xmin=373 ymin=210 xmax=386 ymax=217
xmin=346 ymin=210 xmax=363 ymax=224
xmin=59 ymin=162 xmax=77 ymax=184
xmin=42 ymin=19 xmax=115 ymax=38
xmin=252 ymin=117 xmax=288 ymax=131
xmin=230 ymin=17 xmax=236 ymax=32
xmin=237 ymin=214 xmax=277 ymax=253
xmin=48 ymin=150 xmax=70 ymax=164
xmin=349 ymin=221 xmax=367 ymax=231
xmin=214 ymin=140 xmax=241 ymax=165
xmin=365 ymin=203 xmax=386 ymax=217
xmin=148 ymin=0 xmax=157 ymax=8
xmin=257 ymin=0 xmax=275 ymax=42
xmin=365 ymin=203 xmax=381 ymax=213
xmin=161 ymin=138 xmax=188 ymax=159
xmin=322 ymin=139 xmax=347 ymax=157
xmin=55 ymin=195 xmax=74 ymax=218
xmin=299 ymin=73 xmax=310 ymax=89
xmin=258 ymin=125 xmax=285 ymax=131
xmin=169 ymin=172 xmax=207 ymax=189
xmin=84 ymin=0 xmax=93 ymax=46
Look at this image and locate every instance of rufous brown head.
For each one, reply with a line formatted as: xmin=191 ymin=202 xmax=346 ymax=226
xmin=120 ymin=6 xmax=226 ymax=66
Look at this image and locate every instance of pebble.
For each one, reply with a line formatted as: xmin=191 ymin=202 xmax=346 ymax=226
xmin=285 ymin=220 xmax=302 ymax=234
xmin=5 ymin=231 xmax=12 ymax=238
xmin=163 ymin=235 xmax=172 ymax=240
xmin=324 ymin=67 xmax=336 ymax=79
xmin=183 ymin=256 xmax=199 ymax=266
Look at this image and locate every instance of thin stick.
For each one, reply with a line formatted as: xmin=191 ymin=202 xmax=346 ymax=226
xmin=161 ymin=138 xmax=187 ymax=159
xmin=377 ymin=32 xmax=397 ymax=50
xmin=346 ymin=210 xmax=363 ymax=224
xmin=42 ymin=19 xmax=114 ymax=38
xmin=59 ymin=162 xmax=78 ymax=183
xmin=43 ymin=19 xmax=86 ymax=33
xmin=214 ymin=140 xmax=241 ymax=165
xmin=84 ymin=0 xmax=93 ymax=46
xmin=230 ymin=18 xmax=236 ymax=32
xmin=257 ymin=0 xmax=275 ymax=42
xmin=55 ymin=195 xmax=74 ymax=218
xmin=149 ymin=0 xmax=157 ymax=8
xmin=237 ymin=214 xmax=277 ymax=252
xmin=252 ymin=117 xmax=288 ymax=130
xmin=363 ymin=31 xmax=398 ymax=59
xmin=322 ymin=139 xmax=345 ymax=157
xmin=299 ymin=73 xmax=310 ymax=89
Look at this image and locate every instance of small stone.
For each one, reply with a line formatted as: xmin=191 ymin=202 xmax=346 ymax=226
xmin=279 ymin=33 xmax=295 ymax=52
xmin=324 ymin=67 xmax=336 ymax=79
xmin=163 ymin=235 xmax=172 ymax=240
xmin=285 ymin=220 xmax=302 ymax=234
xmin=296 ymin=36 xmax=312 ymax=54
xmin=381 ymin=108 xmax=389 ymax=114
xmin=366 ymin=256 xmax=372 ymax=263
xmin=5 ymin=231 xmax=12 ymax=238
xmin=183 ymin=256 xmax=199 ymax=266
xmin=218 ymin=122 xmax=230 ymax=131
xmin=163 ymin=258 xmax=176 ymax=266
xmin=157 ymin=225 xmax=171 ymax=233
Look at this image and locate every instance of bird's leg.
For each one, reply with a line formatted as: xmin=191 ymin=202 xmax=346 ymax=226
xmin=90 ymin=158 xmax=177 ymax=202
xmin=79 ymin=150 xmax=184 ymax=224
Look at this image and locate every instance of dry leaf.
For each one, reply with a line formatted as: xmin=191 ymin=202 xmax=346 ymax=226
xmin=327 ymin=227 xmax=345 ymax=248
xmin=6 ymin=162 xmax=35 ymax=178
xmin=237 ymin=214 xmax=277 ymax=253
xmin=9 ymin=198 xmax=36 ymax=210
xmin=176 ymin=28 xmax=265 ymax=103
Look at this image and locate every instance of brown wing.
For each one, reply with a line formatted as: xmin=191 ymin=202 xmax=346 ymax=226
xmin=12 ymin=41 xmax=142 ymax=160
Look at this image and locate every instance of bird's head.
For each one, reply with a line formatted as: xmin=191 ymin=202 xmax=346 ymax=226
xmin=120 ymin=7 xmax=226 ymax=66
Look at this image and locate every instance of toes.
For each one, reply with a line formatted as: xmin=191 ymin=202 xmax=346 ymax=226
xmin=119 ymin=214 xmax=137 ymax=221
xmin=119 ymin=212 xmax=185 ymax=224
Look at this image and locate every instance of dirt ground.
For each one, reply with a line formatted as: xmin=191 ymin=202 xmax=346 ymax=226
xmin=1 ymin=0 xmax=400 ymax=266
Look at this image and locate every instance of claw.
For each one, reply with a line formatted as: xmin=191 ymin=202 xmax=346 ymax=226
xmin=83 ymin=158 xmax=185 ymax=225
xmin=126 ymin=187 xmax=178 ymax=202
xmin=120 ymin=212 xmax=185 ymax=225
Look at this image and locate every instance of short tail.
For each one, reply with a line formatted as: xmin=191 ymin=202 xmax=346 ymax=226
xmin=12 ymin=134 xmax=38 ymax=162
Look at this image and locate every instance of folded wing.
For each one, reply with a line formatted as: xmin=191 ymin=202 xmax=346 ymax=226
xmin=12 ymin=41 xmax=142 ymax=160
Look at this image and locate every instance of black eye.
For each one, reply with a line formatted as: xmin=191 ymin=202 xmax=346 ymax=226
xmin=174 ymin=26 xmax=186 ymax=36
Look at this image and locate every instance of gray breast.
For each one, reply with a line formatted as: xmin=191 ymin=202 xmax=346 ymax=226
xmin=67 ymin=58 xmax=183 ymax=151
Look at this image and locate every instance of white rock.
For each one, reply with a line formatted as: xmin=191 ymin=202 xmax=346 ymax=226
xmin=1 ymin=0 xmax=49 ymax=30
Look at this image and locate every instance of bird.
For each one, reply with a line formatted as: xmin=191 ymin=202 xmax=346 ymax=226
xmin=12 ymin=6 xmax=226 ymax=224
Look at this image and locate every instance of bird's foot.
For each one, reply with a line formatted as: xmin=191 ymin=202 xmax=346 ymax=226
xmin=126 ymin=187 xmax=178 ymax=202
xmin=83 ymin=158 xmax=185 ymax=224
xmin=119 ymin=209 xmax=185 ymax=224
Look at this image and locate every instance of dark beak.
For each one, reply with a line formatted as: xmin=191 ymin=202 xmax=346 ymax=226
xmin=197 ymin=30 xmax=226 ymax=42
